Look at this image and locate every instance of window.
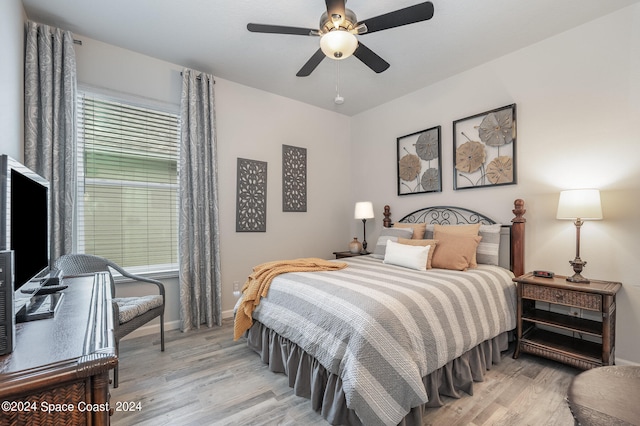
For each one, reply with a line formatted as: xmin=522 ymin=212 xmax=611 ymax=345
xmin=77 ymin=91 xmax=180 ymax=274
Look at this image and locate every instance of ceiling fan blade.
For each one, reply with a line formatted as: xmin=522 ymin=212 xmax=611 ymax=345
xmin=358 ymin=2 xmax=434 ymax=35
xmin=247 ymin=23 xmax=316 ymax=36
xmin=296 ymin=49 xmax=326 ymax=77
xmin=325 ymin=0 xmax=347 ymax=26
xmin=353 ymin=42 xmax=390 ymax=73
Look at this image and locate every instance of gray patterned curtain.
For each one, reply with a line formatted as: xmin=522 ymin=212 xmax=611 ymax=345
xmin=24 ymin=21 xmax=77 ymax=261
xmin=179 ymin=69 xmax=222 ymax=331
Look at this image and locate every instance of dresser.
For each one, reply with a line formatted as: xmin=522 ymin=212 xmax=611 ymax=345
xmin=513 ymin=272 xmax=621 ymax=370
xmin=0 ymin=272 xmax=117 ymax=425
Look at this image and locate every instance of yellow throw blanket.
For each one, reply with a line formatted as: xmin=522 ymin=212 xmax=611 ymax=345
xmin=233 ymin=257 xmax=347 ymax=340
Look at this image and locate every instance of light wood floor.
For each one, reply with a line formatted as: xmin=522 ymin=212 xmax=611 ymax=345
xmin=110 ymin=319 xmax=579 ymax=426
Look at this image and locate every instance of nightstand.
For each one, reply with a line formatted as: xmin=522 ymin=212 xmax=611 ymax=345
xmin=333 ymin=251 xmax=366 ymax=259
xmin=513 ymin=272 xmax=621 ymax=370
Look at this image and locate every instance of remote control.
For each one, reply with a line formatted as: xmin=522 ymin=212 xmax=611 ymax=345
xmin=20 ymin=285 xmax=68 ymax=295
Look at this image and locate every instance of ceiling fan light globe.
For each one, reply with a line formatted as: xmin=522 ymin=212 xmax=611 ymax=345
xmin=320 ymin=30 xmax=357 ymax=60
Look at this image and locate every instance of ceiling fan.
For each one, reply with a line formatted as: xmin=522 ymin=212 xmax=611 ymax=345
xmin=247 ymin=1 xmax=434 ymax=77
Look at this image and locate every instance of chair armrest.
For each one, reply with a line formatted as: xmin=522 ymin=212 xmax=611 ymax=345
xmin=106 ymin=261 xmax=165 ymax=298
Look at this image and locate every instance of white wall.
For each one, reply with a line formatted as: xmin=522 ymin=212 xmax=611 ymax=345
xmin=215 ymin=80 xmax=352 ymax=298
xmin=0 ymin=0 xmax=25 ymax=160
xmin=73 ymin=37 xmax=352 ymax=331
xmin=350 ymin=4 xmax=640 ymax=364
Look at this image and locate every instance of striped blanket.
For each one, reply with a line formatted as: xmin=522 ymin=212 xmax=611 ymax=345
xmin=249 ymin=255 xmax=517 ymax=426
xmin=233 ymin=257 xmax=347 ymax=340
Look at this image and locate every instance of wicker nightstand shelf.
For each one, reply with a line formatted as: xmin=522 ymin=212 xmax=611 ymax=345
xmin=513 ymin=272 xmax=621 ymax=370
xmin=333 ymin=251 xmax=368 ymax=259
xmin=333 ymin=251 xmax=369 ymax=259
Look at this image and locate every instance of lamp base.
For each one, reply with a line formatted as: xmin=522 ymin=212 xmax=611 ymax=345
xmin=567 ymin=258 xmax=590 ymax=284
xmin=566 ymin=273 xmax=590 ymax=284
xmin=360 ymin=219 xmax=369 ymax=255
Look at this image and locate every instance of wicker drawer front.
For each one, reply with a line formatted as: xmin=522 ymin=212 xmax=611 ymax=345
xmin=522 ymin=284 xmax=601 ymax=310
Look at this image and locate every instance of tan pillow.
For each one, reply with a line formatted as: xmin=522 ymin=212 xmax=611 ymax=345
xmin=431 ymin=233 xmax=482 ymax=271
xmin=433 ymin=223 xmax=481 ymax=235
xmin=398 ymin=238 xmax=438 ymax=269
xmin=393 ymin=222 xmax=426 ymax=239
xmin=434 ymin=224 xmax=481 ymax=267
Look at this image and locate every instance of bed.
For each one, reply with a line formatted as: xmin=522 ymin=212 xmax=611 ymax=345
xmin=237 ymin=199 xmax=526 ymax=426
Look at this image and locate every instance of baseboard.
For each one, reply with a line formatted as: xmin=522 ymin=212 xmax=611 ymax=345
xmin=613 ymin=357 xmax=639 ymax=366
xmin=120 ymin=309 xmax=236 ymax=341
xmin=120 ymin=319 xmax=180 ymax=341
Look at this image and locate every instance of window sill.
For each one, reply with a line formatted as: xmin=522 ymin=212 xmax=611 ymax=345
xmin=113 ymin=269 xmax=179 ymax=284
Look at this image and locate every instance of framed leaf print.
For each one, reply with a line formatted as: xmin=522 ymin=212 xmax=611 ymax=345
xmin=397 ymin=125 xmax=441 ymax=196
xmin=453 ymin=104 xmax=517 ymax=190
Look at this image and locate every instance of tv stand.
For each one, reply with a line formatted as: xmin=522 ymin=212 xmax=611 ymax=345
xmin=40 ymin=268 xmax=63 ymax=286
xmin=0 ymin=272 xmax=117 ymax=425
xmin=16 ymin=292 xmax=65 ymax=322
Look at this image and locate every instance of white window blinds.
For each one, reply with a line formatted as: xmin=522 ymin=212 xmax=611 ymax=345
xmin=77 ymin=92 xmax=180 ymax=273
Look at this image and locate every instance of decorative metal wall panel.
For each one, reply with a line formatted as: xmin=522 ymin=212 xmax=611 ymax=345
xmin=282 ymin=145 xmax=307 ymax=212
xmin=236 ymin=158 xmax=267 ymax=232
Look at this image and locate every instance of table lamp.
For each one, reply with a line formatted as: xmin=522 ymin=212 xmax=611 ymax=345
xmin=354 ymin=201 xmax=374 ymax=254
xmin=556 ymin=189 xmax=602 ymax=283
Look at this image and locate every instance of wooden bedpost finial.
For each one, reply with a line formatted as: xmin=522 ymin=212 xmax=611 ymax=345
xmin=383 ymin=205 xmax=391 ymax=228
xmin=512 ymin=199 xmax=526 ymax=223
xmin=511 ymin=199 xmax=526 ymax=277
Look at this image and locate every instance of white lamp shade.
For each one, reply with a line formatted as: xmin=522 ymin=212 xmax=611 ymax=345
xmin=557 ymin=189 xmax=603 ymax=220
xmin=354 ymin=201 xmax=374 ymax=220
xmin=320 ymin=30 xmax=358 ymax=60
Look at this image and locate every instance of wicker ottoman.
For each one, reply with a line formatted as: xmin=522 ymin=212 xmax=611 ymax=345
xmin=567 ymin=365 xmax=640 ymax=425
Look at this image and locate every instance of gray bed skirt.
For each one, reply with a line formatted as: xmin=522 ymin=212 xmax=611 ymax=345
xmin=246 ymin=321 xmax=510 ymax=426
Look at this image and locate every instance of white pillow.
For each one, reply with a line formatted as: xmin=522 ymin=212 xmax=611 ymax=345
xmin=383 ymin=239 xmax=431 ymax=271
xmin=371 ymin=227 xmax=414 ymax=259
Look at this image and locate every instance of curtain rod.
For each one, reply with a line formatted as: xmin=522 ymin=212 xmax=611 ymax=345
xmin=49 ymin=34 xmax=82 ymax=45
xmin=179 ymin=71 xmax=215 ymax=83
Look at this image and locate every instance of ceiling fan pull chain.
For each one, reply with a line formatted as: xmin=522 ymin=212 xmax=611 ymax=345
xmin=335 ymin=61 xmax=344 ymax=104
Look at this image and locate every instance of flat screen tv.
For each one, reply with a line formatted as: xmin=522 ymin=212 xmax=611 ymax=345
xmin=0 ymin=155 xmax=50 ymax=293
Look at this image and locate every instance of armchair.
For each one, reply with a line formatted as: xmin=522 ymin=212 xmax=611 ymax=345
xmin=53 ymin=254 xmax=165 ymax=388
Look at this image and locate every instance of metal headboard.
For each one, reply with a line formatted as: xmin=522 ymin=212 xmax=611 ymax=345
xmin=381 ymin=200 xmax=526 ymax=276
xmin=396 ymin=206 xmax=497 ymax=226
xmin=383 ymin=205 xmax=512 ymax=272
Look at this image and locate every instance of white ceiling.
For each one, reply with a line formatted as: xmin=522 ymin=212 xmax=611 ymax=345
xmin=22 ymin=0 xmax=640 ymax=116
